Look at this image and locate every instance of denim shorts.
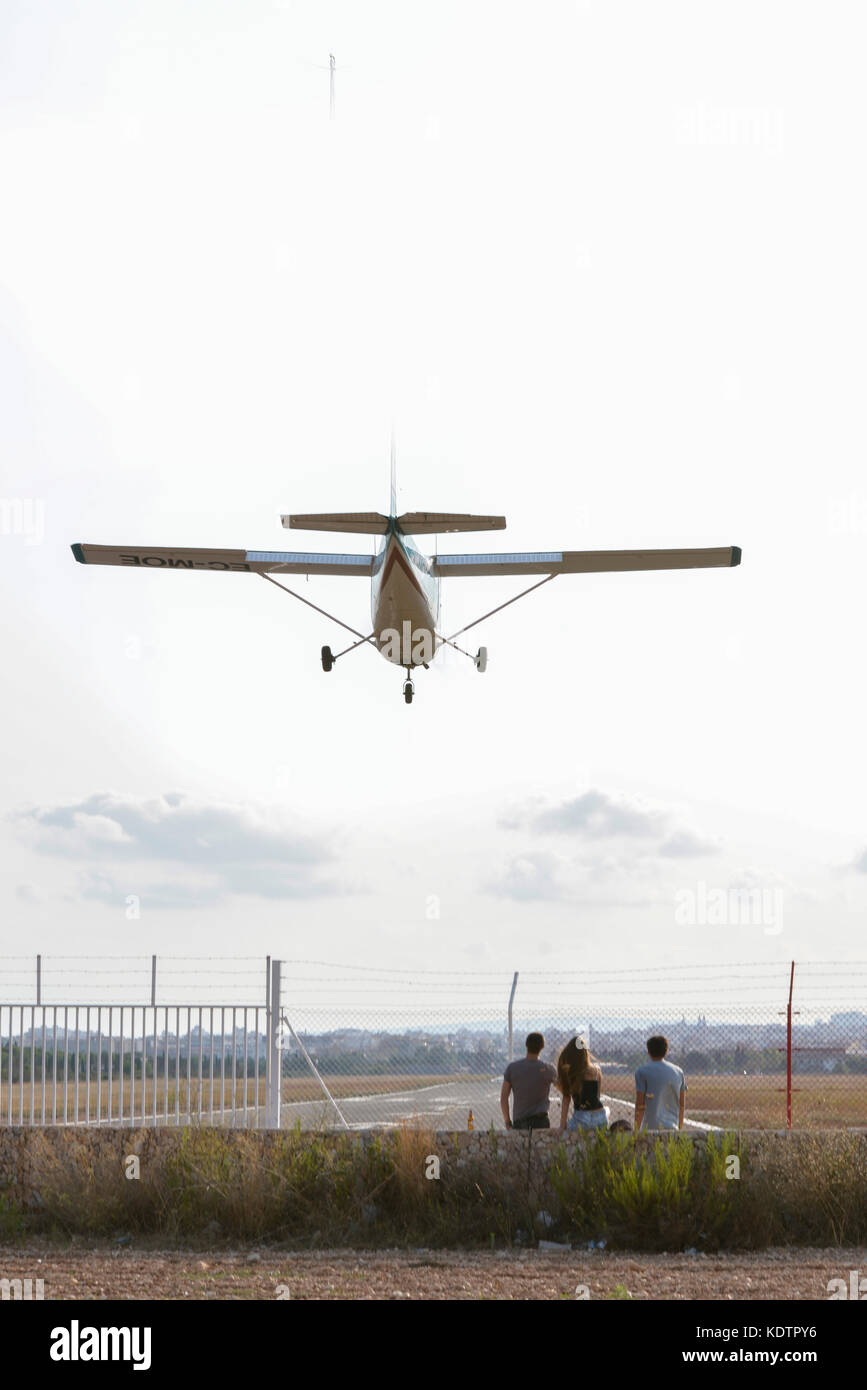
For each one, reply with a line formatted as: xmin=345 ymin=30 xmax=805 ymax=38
xmin=567 ymin=1106 xmax=609 ymax=1131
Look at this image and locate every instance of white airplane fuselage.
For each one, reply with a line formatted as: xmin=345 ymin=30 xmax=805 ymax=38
xmin=371 ymin=523 xmax=441 ymax=666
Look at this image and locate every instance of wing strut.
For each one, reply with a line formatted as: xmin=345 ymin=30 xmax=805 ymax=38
xmin=442 ymin=574 xmax=558 ymax=646
xmin=332 ymin=631 xmax=377 ymax=660
xmin=259 ymin=572 xmax=377 ymax=650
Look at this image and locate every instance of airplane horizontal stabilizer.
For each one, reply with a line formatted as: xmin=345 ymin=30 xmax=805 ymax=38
xmin=282 ymin=512 xmax=390 ymax=534
xmin=397 ymin=512 xmax=506 ymax=534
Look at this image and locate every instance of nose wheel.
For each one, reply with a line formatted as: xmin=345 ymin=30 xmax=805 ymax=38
xmin=403 ymin=669 xmax=414 ymax=704
xmin=321 ymin=645 xmax=334 ymax=672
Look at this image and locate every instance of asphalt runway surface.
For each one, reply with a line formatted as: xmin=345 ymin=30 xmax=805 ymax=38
xmin=280 ymin=1079 xmax=717 ymax=1131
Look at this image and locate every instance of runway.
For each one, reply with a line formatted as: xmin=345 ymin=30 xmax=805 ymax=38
xmin=280 ymin=1078 xmax=719 ymax=1132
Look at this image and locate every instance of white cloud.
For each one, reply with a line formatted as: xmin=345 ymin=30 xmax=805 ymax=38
xmin=658 ymin=829 xmax=721 ymax=859
xmin=15 ymin=791 xmax=342 ymax=905
xmin=528 ymin=789 xmax=671 ymax=839
xmin=489 ymin=788 xmax=723 ymax=902
xmin=488 ymin=851 xmax=565 ymax=902
xmin=71 ymin=812 xmax=134 ymax=846
xmin=501 ymin=788 xmax=720 ymax=856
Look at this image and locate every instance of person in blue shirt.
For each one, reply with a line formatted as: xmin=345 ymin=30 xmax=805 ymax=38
xmin=634 ymin=1035 xmax=687 ymax=1131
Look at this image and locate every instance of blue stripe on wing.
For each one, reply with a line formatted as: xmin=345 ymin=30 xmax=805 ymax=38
xmin=246 ymin=551 xmax=371 ymax=565
xmin=434 ymin=552 xmax=563 ymax=566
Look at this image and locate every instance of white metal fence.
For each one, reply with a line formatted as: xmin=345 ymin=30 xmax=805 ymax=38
xmin=0 ymin=957 xmax=283 ymax=1129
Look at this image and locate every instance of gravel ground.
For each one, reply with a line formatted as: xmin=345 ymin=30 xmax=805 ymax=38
xmin=1 ymin=1244 xmax=863 ymax=1300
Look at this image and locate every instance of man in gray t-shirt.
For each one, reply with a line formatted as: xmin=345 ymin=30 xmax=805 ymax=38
xmin=501 ymin=1032 xmax=557 ymax=1131
xmin=634 ymin=1035 xmax=687 ymax=1131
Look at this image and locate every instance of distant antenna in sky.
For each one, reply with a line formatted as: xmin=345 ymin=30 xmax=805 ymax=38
xmin=297 ymin=53 xmax=345 ymax=121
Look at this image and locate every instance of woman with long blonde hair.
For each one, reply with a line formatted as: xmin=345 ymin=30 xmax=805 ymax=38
xmin=556 ymin=1034 xmax=609 ymax=1133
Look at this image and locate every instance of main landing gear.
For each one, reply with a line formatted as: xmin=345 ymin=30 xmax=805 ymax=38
xmin=323 ymin=638 xmax=485 ymax=700
xmin=322 ymin=642 xmax=418 ymax=704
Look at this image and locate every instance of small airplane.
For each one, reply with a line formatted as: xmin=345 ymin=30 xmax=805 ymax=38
xmin=72 ymin=449 xmax=741 ymax=703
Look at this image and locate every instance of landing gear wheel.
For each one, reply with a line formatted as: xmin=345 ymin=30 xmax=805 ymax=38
xmin=475 ymin=646 xmax=488 ymax=673
xmin=403 ymin=678 xmax=414 ymax=704
xmin=321 ymin=645 xmax=334 ymax=672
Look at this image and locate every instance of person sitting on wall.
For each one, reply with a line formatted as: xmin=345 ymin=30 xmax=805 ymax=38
xmin=634 ymin=1034 xmax=687 ymax=1131
xmin=500 ymin=1032 xmax=558 ymax=1130
xmin=556 ymin=1035 xmax=610 ymax=1133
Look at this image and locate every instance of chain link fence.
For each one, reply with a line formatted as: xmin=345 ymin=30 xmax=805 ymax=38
xmin=279 ymin=959 xmax=867 ymax=1132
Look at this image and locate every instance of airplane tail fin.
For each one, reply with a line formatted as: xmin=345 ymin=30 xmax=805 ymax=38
xmin=280 ymin=435 xmax=506 ymax=537
xmin=390 ymin=430 xmax=397 ymax=518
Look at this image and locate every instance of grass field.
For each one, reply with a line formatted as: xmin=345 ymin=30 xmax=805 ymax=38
xmin=1 ymin=1077 xmax=266 ymax=1124
xmin=0 ymin=1073 xmax=491 ymax=1124
xmin=601 ymin=1071 xmax=867 ymax=1130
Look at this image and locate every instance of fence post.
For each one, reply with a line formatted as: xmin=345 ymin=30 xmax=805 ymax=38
xmin=508 ymin=971 xmax=519 ymax=1062
xmin=36 ymin=955 xmax=41 ymax=1007
xmin=265 ymin=955 xmax=271 ymax=1127
xmin=267 ymin=959 xmax=282 ymax=1129
xmin=786 ymin=961 xmax=795 ymax=1130
xmin=151 ymin=956 xmax=157 ymax=1008
xmin=776 ymin=961 xmax=801 ymax=1128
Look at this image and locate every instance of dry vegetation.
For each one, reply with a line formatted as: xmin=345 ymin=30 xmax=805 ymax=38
xmin=0 ymin=1074 xmax=490 ymax=1124
xmin=602 ymin=1071 xmax=867 ymax=1130
xmin=2 ymin=1127 xmax=866 ymax=1252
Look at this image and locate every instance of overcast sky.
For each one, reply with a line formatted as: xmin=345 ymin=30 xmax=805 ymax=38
xmin=2 ymin=2 xmax=866 ymax=1000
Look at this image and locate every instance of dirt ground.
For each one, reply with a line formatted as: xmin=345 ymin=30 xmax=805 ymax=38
xmin=1 ymin=1243 xmax=863 ymax=1300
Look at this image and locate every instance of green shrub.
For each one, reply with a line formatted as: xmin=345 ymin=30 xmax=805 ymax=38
xmin=549 ymin=1132 xmax=740 ymax=1249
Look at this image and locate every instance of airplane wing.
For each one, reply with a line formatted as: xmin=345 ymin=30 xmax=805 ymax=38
xmin=71 ymin=544 xmax=374 ymax=576
xmin=432 ymin=546 xmax=741 ymax=577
